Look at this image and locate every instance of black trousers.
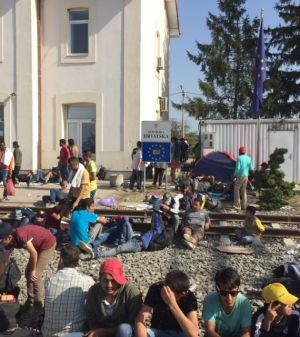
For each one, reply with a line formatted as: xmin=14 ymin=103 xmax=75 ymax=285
xmin=12 ymin=166 xmax=21 ymax=184
xmin=153 ymin=168 xmax=165 ymax=186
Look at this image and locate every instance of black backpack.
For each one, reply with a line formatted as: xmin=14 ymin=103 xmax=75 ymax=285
xmin=0 ymin=259 xmax=21 ymax=295
xmin=97 ymin=166 xmax=107 ymax=180
xmin=147 ymin=227 xmax=175 ymax=251
xmin=179 ymin=195 xmax=193 ymax=211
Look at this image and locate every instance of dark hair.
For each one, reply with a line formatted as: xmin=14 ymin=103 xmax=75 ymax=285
xmin=165 ymin=270 xmax=190 ymax=293
xmin=68 ymin=139 xmax=75 ymax=146
xmin=69 ymin=156 xmax=79 ymax=164
xmin=60 ymin=139 xmax=66 ymax=145
xmin=60 ymin=244 xmax=79 ymax=267
xmin=80 ymin=198 xmax=94 ymax=210
xmin=193 ymin=198 xmax=202 ymax=204
xmin=137 ymin=141 xmax=142 ymax=148
xmin=13 ymin=141 xmax=19 ymax=147
xmin=215 ymin=267 xmax=240 ymax=289
xmin=83 ymin=150 xmax=92 ymax=158
xmin=246 ymin=206 xmax=256 ymax=215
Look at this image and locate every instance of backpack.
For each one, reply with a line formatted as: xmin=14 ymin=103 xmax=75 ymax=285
xmin=147 ymin=226 xmax=175 ymax=251
xmin=179 ymin=195 xmax=193 ymax=211
xmin=97 ymin=165 xmax=107 ymax=180
xmin=0 ymin=259 xmax=21 ymax=294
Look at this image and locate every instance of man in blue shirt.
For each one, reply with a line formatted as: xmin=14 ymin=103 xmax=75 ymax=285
xmin=70 ymin=199 xmax=107 ymax=249
xmin=233 ymin=146 xmax=254 ymax=211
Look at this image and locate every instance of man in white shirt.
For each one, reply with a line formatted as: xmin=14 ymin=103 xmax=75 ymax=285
xmin=129 ymin=141 xmax=143 ymax=191
xmin=42 ymin=244 xmax=94 ymax=337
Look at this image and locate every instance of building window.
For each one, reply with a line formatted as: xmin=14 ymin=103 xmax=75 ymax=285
xmin=0 ymin=105 xmax=4 ymax=142
xmin=69 ymin=9 xmax=89 ymax=54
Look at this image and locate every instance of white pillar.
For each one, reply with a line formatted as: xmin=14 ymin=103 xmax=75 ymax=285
xmin=15 ymin=0 xmax=39 ymax=170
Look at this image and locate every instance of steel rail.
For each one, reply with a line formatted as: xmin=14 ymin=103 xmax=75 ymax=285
xmin=0 ymin=206 xmax=299 ymax=223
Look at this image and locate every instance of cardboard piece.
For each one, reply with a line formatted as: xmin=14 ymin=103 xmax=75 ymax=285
xmin=216 ymin=245 xmax=254 ymax=255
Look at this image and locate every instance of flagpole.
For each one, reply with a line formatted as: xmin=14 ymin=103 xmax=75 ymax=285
xmin=256 ymin=8 xmax=264 ymax=170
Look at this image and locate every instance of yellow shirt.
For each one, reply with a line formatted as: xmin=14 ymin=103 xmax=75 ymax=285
xmin=86 ymin=161 xmax=97 ymax=191
xmin=72 ymin=169 xmax=91 ymax=199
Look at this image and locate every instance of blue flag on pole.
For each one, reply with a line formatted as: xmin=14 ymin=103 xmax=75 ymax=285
xmin=252 ymin=19 xmax=267 ymax=119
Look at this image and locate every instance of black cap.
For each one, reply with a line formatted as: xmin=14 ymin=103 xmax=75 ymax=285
xmin=0 ymin=222 xmax=13 ymax=240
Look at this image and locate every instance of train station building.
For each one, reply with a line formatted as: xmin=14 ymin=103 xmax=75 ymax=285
xmin=0 ymin=0 xmax=180 ymax=170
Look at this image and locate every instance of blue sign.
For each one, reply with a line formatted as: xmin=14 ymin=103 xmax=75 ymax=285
xmin=142 ymin=142 xmax=171 ymax=163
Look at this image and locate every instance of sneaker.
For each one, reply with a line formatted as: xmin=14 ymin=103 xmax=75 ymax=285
xmin=183 ymin=233 xmax=197 ymax=244
xmin=182 ymin=239 xmax=196 ymax=250
xmin=79 ymin=241 xmax=93 ymax=254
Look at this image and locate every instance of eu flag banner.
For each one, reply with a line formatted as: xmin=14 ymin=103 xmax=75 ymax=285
xmin=252 ymin=19 xmax=267 ymax=119
xmin=142 ymin=142 xmax=171 ymax=163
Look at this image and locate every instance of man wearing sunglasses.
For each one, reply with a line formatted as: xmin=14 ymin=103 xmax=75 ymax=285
xmin=203 ymin=267 xmax=252 ymax=337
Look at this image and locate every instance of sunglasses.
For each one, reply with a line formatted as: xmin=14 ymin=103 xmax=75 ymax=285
xmin=219 ymin=290 xmax=239 ymax=297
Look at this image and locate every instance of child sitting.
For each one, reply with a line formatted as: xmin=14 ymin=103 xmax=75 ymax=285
xmin=252 ymin=283 xmax=299 ymax=337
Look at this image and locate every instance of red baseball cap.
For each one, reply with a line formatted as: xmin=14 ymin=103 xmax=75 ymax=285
xmin=239 ymin=146 xmax=246 ymax=154
xmin=100 ymin=259 xmax=128 ymax=285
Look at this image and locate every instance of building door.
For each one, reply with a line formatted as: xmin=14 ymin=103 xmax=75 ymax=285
xmin=269 ymin=131 xmax=294 ymax=182
xmin=67 ymin=105 xmax=96 ymax=157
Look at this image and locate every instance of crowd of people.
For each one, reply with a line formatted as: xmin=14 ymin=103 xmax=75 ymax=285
xmin=0 ymin=137 xmax=290 ymax=337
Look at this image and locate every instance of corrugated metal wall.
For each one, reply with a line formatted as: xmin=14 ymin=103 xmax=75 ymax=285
xmin=202 ymin=119 xmax=300 ymax=183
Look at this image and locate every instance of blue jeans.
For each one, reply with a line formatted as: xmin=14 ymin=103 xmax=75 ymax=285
xmin=129 ymin=170 xmax=142 ymax=190
xmin=116 ymin=323 xmax=134 ymax=337
xmin=90 ymin=189 xmax=96 ymax=200
xmin=42 ymin=189 xmax=68 ymax=204
xmin=97 ymin=238 xmax=142 ymax=258
xmin=92 ymin=217 xmax=133 ymax=248
xmin=147 ymin=329 xmax=187 ymax=337
xmin=0 ymin=169 xmax=9 ymax=198
xmin=60 ymin=164 xmax=69 ymax=181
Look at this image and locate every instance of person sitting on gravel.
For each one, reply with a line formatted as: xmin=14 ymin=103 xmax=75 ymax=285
xmin=157 ymin=192 xmax=180 ymax=233
xmin=135 ymin=270 xmax=199 ymax=337
xmin=181 ymin=198 xmax=211 ymax=249
xmin=236 ymin=206 xmax=265 ymax=245
xmin=91 ymin=213 xmax=173 ymax=259
xmin=85 ymin=259 xmax=142 ymax=337
xmin=70 ymin=198 xmax=107 ymax=253
xmin=252 ymin=283 xmax=299 ymax=337
xmin=15 ymin=208 xmax=47 ymax=228
xmin=203 ymin=267 xmax=252 ymax=337
xmin=42 ymin=244 xmax=94 ymax=337
xmin=42 ymin=180 xmax=69 ymax=207
xmin=0 ymin=223 xmax=56 ymax=321
xmin=79 ymin=216 xmax=134 ymax=255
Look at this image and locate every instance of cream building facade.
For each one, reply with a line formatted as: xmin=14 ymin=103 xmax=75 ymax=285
xmin=0 ymin=0 xmax=179 ymax=170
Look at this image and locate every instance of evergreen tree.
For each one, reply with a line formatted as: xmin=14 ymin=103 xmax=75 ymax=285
xmin=265 ymin=0 xmax=300 ymax=117
xmin=254 ymin=148 xmax=295 ymax=210
xmin=177 ymin=0 xmax=259 ymax=119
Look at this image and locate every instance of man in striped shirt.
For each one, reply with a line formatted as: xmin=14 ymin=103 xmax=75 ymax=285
xmin=42 ymin=244 xmax=94 ymax=337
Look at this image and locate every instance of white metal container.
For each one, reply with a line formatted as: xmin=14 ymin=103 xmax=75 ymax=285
xmin=201 ymin=118 xmax=300 ymax=183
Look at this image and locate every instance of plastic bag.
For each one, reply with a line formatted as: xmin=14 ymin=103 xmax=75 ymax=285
xmin=6 ymin=180 xmax=15 ymax=196
xmin=99 ymin=197 xmax=116 ymax=208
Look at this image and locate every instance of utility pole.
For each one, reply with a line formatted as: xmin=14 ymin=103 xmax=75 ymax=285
xmin=180 ymin=85 xmax=185 ymax=137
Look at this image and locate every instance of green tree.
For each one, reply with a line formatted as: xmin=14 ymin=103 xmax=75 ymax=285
xmin=264 ymin=0 xmax=300 ymax=117
xmin=254 ymin=148 xmax=295 ymax=210
xmin=178 ymin=0 xmax=259 ymax=119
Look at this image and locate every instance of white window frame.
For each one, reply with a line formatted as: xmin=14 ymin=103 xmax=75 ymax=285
xmin=60 ymin=1 xmax=96 ymax=64
xmin=68 ymin=8 xmax=89 ymax=55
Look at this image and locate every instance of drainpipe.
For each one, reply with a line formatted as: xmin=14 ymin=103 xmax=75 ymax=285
xmin=37 ymin=0 xmax=42 ymax=169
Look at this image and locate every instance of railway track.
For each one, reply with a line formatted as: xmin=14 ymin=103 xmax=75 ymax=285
xmin=0 ymin=205 xmax=300 ymax=238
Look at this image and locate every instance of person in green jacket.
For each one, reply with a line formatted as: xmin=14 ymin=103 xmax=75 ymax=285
xmin=12 ymin=141 xmax=22 ymax=184
xmin=85 ymin=259 xmax=142 ymax=337
xmin=233 ymin=146 xmax=254 ymax=211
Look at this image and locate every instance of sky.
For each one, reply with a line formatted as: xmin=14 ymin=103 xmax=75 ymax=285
xmin=169 ymin=0 xmax=281 ymax=132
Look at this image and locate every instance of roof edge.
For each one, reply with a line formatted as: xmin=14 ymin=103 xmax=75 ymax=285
xmin=165 ymin=0 xmax=180 ymax=37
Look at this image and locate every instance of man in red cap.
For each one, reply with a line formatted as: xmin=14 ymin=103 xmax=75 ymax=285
xmin=85 ymin=259 xmax=142 ymax=337
xmin=233 ymin=146 xmax=254 ymax=211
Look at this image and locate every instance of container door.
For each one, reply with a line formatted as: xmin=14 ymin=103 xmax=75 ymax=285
xmin=269 ymin=131 xmax=294 ymax=182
